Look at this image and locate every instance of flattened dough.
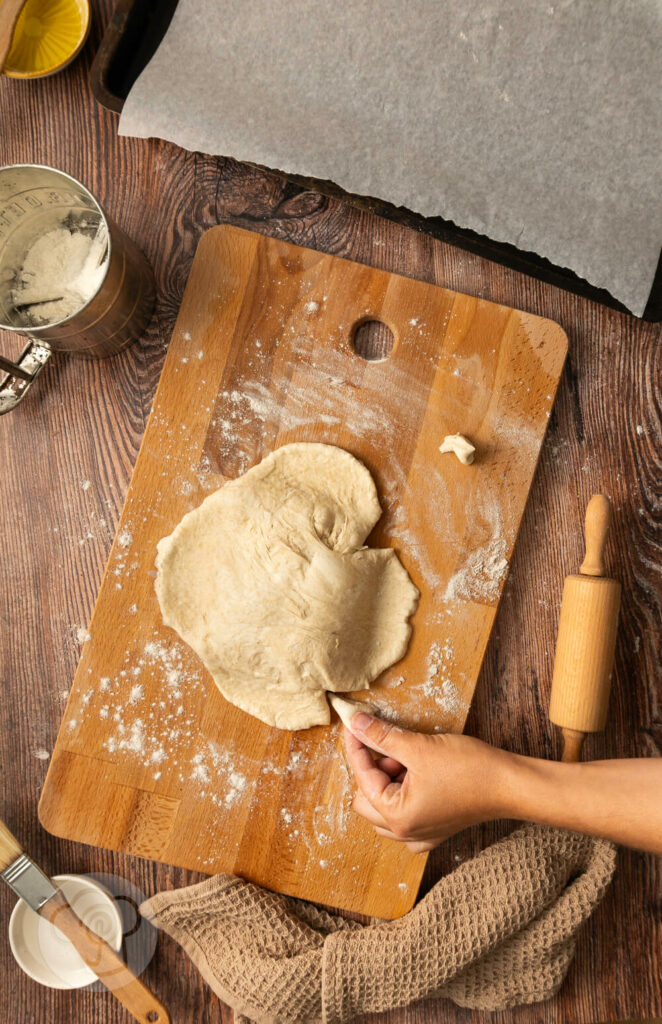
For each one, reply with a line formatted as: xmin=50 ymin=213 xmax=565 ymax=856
xmin=155 ymin=443 xmax=419 ymax=730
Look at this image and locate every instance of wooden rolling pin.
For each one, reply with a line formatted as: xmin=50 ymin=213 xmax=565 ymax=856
xmin=549 ymin=494 xmax=621 ymax=763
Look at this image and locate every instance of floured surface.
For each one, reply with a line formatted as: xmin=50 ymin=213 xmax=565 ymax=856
xmin=40 ymin=225 xmax=567 ymax=918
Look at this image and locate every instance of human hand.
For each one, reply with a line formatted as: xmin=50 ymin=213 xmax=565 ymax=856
xmin=344 ymin=713 xmax=516 ymax=853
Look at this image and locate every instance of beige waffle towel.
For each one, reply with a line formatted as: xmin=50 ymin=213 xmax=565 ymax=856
xmin=141 ymin=824 xmax=616 ymax=1022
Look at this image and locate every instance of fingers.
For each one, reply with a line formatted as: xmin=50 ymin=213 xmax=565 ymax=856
xmin=406 ymin=840 xmax=435 ymax=854
xmin=349 ymin=713 xmax=418 ymax=764
xmin=377 ymin=756 xmax=406 ymax=778
xmin=352 ymin=775 xmax=437 ymax=852
xmin=374 ymin=825 xmax=400 ymax=840
xmin=372 ymin=827 xmax=435 ymax=854
xmin=344 ymin=727 xmax=401 ymax=805
xmin=353 ymin=791 xmax=389 ymax=827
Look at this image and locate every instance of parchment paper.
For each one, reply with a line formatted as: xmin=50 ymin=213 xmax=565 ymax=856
xmin=119 ymin=1 xmax=662 ymax=317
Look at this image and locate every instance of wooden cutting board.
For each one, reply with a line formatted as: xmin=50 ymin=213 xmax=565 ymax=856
xmin=39 ymin=224 xmax=567 ymax=918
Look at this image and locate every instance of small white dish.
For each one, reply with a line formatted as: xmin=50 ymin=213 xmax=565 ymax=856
xmin=9 ymin=874 xmax=123 ymax=989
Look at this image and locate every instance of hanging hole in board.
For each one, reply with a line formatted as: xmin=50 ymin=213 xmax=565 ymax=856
xmin=351 ymin=319 xmax=395 ymax=361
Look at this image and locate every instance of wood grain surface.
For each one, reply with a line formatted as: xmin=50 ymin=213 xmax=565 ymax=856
xmin=1 ymin=2 xmax=660 ymax=1021
xmin=38 ymin=224 xmax=566 ymax=917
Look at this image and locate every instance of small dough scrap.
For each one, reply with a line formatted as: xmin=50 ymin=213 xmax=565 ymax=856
xmin=155 ymin=443 xmax=419 ymax=731
xmin=439 ymin=433 xmax=476 ymax=465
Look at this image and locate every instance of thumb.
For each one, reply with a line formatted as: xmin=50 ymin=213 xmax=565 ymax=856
xmin=349 ymin=712 xmax=417 ymax=765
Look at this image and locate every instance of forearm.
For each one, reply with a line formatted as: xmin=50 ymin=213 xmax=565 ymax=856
xmin=498 ymin=752 xmax=662 ymax=854
xmin=344 ymin=718 xmax=661 ymax=855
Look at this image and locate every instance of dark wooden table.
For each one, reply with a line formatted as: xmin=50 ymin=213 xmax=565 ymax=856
xmin=1 ymin=4 xmax=660 ymax=1023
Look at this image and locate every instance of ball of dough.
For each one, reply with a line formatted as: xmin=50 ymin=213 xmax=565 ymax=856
xmin=155 ymin=443 xmax=419 ymax=730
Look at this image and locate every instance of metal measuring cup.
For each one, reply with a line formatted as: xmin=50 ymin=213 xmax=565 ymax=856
xmin=0 ymin=164 xmax=156 ymax=414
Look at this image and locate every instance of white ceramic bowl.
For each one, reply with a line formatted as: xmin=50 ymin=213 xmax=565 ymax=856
xmin=9 ymin=874 xmax=123 ymax=989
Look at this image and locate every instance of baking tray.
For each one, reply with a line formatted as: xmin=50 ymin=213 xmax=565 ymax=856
xmin=89 ymin=0 xmax=661 ymax=323
xmin=89 ymin=0 xmax=179 ymax=113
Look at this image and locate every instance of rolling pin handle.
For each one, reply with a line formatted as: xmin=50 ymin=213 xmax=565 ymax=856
xmin=579 ymin=494 xmax=612 ymax=577
xmin=561 ymin=727 xmax=586 ymax=763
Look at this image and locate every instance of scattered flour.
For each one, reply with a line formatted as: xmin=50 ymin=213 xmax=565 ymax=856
xmin=143 ymin=640 xmax=188 ymax=693
xmin=63 ymin=638 xmax=204 ymax=773
xmin=122 ymin=719 xmax=145 ymax=754
xmin=371 ymin=700 xmax=399 ymax=723
xmin=444 ymin=536 xmax=508 ymax=602
xmin=212 ymin=348 xmax=418 ymax=475
xmin=117 ymin=527 xmax=133 ymax=550
xmin=34 ymin=749 xmax=50 ymax=761
xmin=287 ymin=750 xmax=303 ymax=772
xmin=191 ymin=754 xmax=211 ymax=783
xmin=312 ymin=758 xmax=353 ymax=845
xmin=129 ymin=684 xmax=144 ymax=705
xmin=444 ymin=501 xmax=510 ymax=603
xmin=421 ymin=640 xmax=469 ymax=717
xmin=187 ymin=743 xmax=253 ymax=809
xmin=385 ymin=500 xmax=443 ymax=593
xmin=225 ymin=771 xmax=248 ymax=807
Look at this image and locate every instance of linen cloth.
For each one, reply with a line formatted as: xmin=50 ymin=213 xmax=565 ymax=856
xmin=141 ymin=823 xmax=616 ymax=1022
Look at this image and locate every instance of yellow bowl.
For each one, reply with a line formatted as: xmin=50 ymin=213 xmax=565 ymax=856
xmin=3 ymin=0 xmax=90 ymax=79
